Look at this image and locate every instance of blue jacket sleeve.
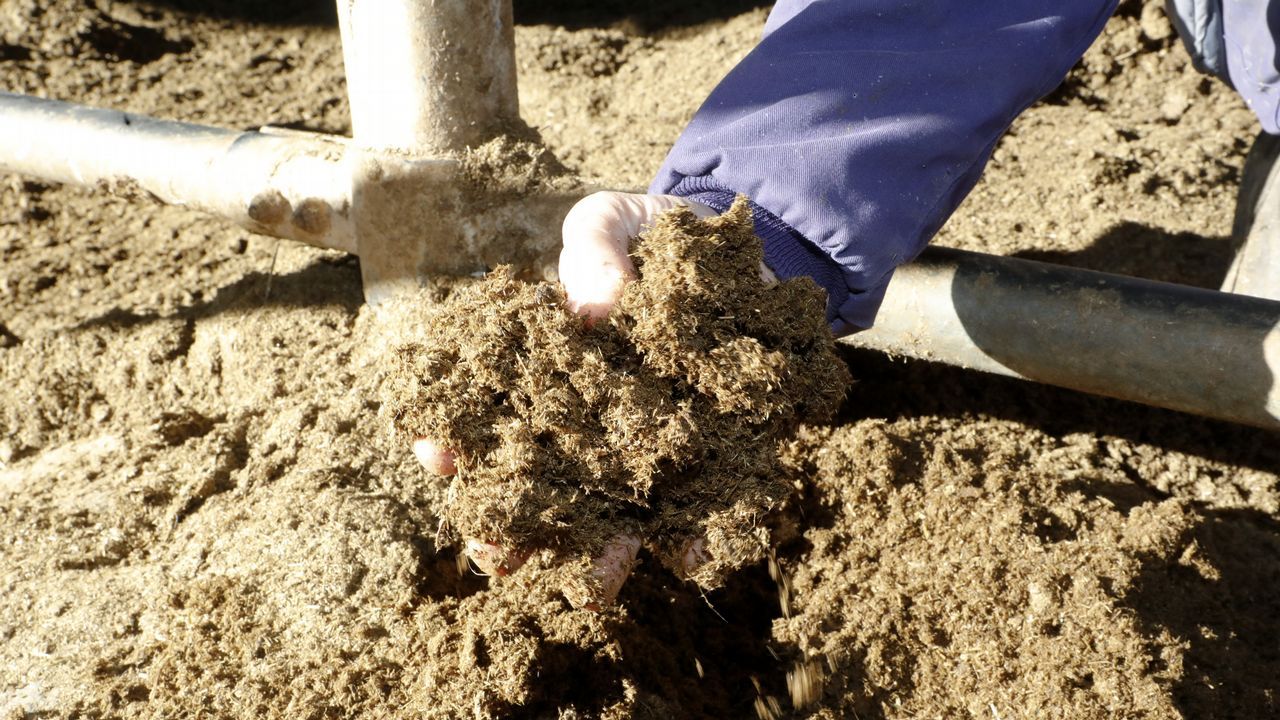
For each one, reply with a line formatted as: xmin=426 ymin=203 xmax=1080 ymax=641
xmin=1168 ymin=0 xmax=1280 ymax=133
xmin=650 ymin=0 xmax=1118 ymax=335
xmin=1219 ymin=1 xmax=1280 ymax=133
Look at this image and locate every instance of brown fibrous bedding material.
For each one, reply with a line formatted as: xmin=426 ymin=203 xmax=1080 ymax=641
xmin=384 ymin=200 xmax=850 ymax=593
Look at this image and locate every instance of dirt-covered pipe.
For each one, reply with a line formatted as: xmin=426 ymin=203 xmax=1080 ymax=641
xmin=0 ymin=92 xmax=356 ymax=254
xmin=336 ymin=0 xmax=519 ymax=155
xmin=843 ymin=246 xmax=1280 ymax=430
xmin=335 ymin=0 xmax=524 ymax=304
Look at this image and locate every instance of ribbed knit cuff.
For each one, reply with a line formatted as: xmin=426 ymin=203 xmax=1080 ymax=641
xmin=667 ymin=176 xmax=854 ymax=332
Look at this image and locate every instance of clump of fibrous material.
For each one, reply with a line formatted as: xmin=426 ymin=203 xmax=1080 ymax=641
xmin=386 ymin=198 xmax=850 ymax=591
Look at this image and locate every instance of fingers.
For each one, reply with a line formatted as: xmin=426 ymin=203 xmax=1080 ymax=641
xmin=562 ymin=533 xmax=642 ymax=611
xmin=462 ymin=533 xmax=639 ymax=609
xmin=411 ymin=439 xmax=632 ymax=598
xmin=463 ymin=538 xmax=529 ymax=577
xmin=559 ymin=192 xmax=714 ymax=321
xmin=759 ymin=261 xmax=778 ymax=286
xmin=411 ymin=441 xmax=532 ymax=580
xmin=589 ymin=533 xmax=642 ymax=609
xmin=558 ymin=192 xmax=642 ymax=322
xmin=465 ymin=532 xmax=641 ymax=612
xmin=411 ymin=444 xmax=528 ymax=577
xmin=661 ymin=535 xmax=729 ymax=590
xmin=412 ymin=437 xmax=456 ymax=476
xmin=679 ymin=537 xmax=712 ymax=577
xmin=463 ymin=532 xmax=715 ymax=607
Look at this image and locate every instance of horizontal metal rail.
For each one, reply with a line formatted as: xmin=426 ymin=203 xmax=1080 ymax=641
xmin=0 ymin=92 xmax=356 ymax=253
xmin=2 ymin=93 xmax=1277 ymax=430
xmin=843 ymin=247 xmax=1280 ymax=430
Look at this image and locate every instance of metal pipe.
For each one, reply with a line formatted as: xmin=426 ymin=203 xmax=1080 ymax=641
xmin=1222 ymin=132 xmax=1280 ymax=301
xmin=0 ymin=91 xmax=569 ymax=306
xmin=335 ymin=0 xmax=526 ymax=304
xmin=336 ymin=0 xmax=519 ymax=155
xmin=0 ymin=92 xmax=356 ymax=254
xmin=6 ymin=94 xmax=1273 ymax=430
xmin=842 ymin=246 xmax=1280 ymax=430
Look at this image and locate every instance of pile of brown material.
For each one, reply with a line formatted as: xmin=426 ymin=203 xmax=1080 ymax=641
xmin=772 ymin=407 xmax=1280 ymax=719
xmin=385 ymin=200 xmax=850 ymax=591
xmin=5 ymin=2 xmax=1280 ymax=717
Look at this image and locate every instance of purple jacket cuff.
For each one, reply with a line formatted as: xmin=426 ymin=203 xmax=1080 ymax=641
xmin=668 ymin=175 xmax=879 ymax=336
xmin=651 ymin=1 xmax=1118 ymax=338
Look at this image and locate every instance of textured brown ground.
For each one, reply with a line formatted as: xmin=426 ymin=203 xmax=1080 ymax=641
xmin=2 ymin=1 xmax=1278 ymax=718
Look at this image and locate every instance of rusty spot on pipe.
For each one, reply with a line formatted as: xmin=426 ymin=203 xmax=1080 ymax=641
xmin=247 ymin=190 xmax=290 ymax=225
xmin=292 ymin=198 xmax=331 ymax=235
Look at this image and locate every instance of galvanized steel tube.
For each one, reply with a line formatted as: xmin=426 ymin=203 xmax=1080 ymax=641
xmin=336 ymin=0 xmax=519 ymax=155
xmin=0 ymin=92 xmax=356 ymax=253
xmin=843 ymin=246 xmax=1280 ymax=430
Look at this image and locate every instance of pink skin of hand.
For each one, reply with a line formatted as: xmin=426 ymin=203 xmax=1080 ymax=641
xmin=413 ymin=191 xmax=773 ymax=608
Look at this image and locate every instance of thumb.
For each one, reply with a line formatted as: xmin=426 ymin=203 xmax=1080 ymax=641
xmin=559 ymin=192 xmax=714 ymax=321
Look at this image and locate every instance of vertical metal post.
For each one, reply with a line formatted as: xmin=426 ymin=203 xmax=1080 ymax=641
xmin=337 ymin=0 xmax=519 ymax=155
xmin=336 ymin=0 xmax=521 ymax=302
xmin=1223 ymin=132 xmax=1280 ymax=302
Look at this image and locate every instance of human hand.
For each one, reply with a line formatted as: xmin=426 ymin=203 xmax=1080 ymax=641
xmin=557 ymin=191 xmax=717 ymax=321
xmin=413 ymin=191 xmax=772 ymax=609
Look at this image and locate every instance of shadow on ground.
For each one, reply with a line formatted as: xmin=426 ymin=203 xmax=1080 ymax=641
xmin=132 ymin=0 xmax=337 ymax=25
xmin=1122 ymin=506 xmax=1280 ymax=718
xmin=880 ymin=218 xmax=1274 ymax=471
xmin=512 ymin=0 xmax=770 ymax=33
xmin=838 ymin=345 xmax=1280 ymax=475
xmin=1014 ymin=221 xmax=1236 ymax=290
xmin=613 ymin=560 xmax=786 ymax=718
xmin=838 ymin=346 xmax=1280 ymax=718
xmin=74 ymin=253 xmax=364 ymax=332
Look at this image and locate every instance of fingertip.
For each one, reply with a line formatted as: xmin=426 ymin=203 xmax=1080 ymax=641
xmin=759 ymin=261 xmax=779 ymax=286
xmin=679 ymin=537 xmax=712 ymax=578
xmin=464 ymin=538 xmax=528 ymax=577
xmin=677 ymin=197 xmax=718 ymax=219
xmin=412 ymin=438 xmax=456 ymax=476
xmin=558 ymin=250 xmax=630 ymax=323
xmin=566 ymin=534 xmax=641 ymax=611
xmin=558 ymin=192 xmax=720 ymax=322
xmin=565 ymin=295 xmax=620 ymax=325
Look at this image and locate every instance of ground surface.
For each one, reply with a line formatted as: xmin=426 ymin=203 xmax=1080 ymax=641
xmin=1 ymin=1 xmax=1278 ymax=718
